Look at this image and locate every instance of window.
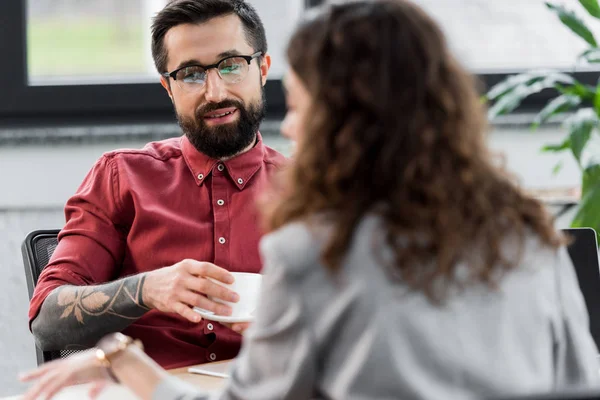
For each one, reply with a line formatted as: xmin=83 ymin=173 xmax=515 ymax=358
xmin=414 ymin=0 xmax=600 ymax=71
xmin=0 ymin=0 xmax=320 ymax=127
xmin=330 ymin=0 xmax=600 ymax=112
xmin=26 ymin=0 xmax=302 ymax=85
xmin=27 ymin=0 xmax=165 ymax=85
xmin=8 ymin=0 xmax=591 ymax=127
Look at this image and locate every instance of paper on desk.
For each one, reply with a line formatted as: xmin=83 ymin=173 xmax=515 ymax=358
xmin=188 ymin=361 xmax=232 ymax=378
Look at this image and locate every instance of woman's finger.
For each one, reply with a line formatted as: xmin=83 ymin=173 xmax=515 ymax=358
xmin=89 ymin=380 xmax=109 ymax=399
xmin=19 ymin=359 xmax=63 ymax=382
xmin=37 ymin=371 xmax=75 ymax=400
xmin=22 ymin=368 xmax=62 ymax=400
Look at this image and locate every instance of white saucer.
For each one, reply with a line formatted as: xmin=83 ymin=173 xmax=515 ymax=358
xmin=193 ymin=307 xmax=255 ymax=323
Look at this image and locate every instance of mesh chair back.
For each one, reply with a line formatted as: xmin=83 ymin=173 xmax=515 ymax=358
xmin=21 ymin=230 xmax=84 ymax=365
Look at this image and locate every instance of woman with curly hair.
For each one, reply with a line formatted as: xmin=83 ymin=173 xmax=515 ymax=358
xmin=19 ymin=1 xmax=600 ymax=399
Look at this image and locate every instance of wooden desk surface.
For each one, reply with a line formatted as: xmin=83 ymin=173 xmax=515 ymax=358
xmin=2 ymin=361 xmax=229 ymax=400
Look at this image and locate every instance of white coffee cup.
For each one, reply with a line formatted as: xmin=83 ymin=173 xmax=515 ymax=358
xmin=209 ymin=272 xmax=262 ymax=317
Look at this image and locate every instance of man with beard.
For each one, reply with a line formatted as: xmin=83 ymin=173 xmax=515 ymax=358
xmin=27 ymin=0 xmax=286 ymax=369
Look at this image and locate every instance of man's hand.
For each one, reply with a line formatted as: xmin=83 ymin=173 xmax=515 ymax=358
xmin=142 ymin=259 xmax=239 ymax=323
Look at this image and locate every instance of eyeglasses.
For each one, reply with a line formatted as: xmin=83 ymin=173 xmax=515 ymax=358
xmin=162 ymin=52 xmax=263 ymax=92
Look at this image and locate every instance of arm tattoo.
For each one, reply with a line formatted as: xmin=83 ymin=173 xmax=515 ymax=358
xmin=31 ymin=273 xmax=151 ymax=351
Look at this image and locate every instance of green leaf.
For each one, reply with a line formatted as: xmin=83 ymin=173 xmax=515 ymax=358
xmin=572 ymin=163 xmax=600 ymax=230
xmin=570 ymin=125 xmax=593 ymax=165
xmin=552 ymin=160 xmax=564 ymax=175
xmin=572 ymin=184 xmax=600 ymax=230
xmin=556 ymin=82 xmax=596 ymax=100
xmin=582 ymin=163 xmax=600 ymax=193
xmin=541 ymin=138 xmax=571 ymax=153
xmin=488 ymin=79 xmax=573 ymax=119
xmin=486 ymin=74 xmax=541 ymax=101
xmin=532 ymin=94 xmax=581 ymax=129
xmin=546 ymin=2 xmax=598 ymax=46
xmin=579 ymin=48 xmax=600 ymax=63
xmin=594 ymin=76 xmax=600 ymax=115
xmin=487 ymin=70 xmax=574 ymax=101
xmin=565 ymin=108 xmax=598 ymax=165
xmin=579 ymin=0 xmax=600 ymax=19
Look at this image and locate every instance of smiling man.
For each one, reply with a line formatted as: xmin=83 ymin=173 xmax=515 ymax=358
xmin=27 ymin=0 xmax=286 ymax=369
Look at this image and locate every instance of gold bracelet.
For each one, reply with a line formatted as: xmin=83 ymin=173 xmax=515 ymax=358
xmin=95 ymin=332 xmax=144 ymax=369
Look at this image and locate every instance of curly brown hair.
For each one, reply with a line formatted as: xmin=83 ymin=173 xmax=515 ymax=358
xmin=263 ymin=0 xmax=563 ymax=302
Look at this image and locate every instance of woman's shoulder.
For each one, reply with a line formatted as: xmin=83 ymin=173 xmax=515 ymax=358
xmin=506 ymin=228 xmax=565 ymax=268
xmin=259 ymin=219 xmax=324 ymax=272
xmin=259 ymin=215 xmax=382 ymax=274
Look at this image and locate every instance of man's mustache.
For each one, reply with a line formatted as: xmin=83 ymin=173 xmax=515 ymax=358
xmin=196 ymin=100 xmax=244 ymax=118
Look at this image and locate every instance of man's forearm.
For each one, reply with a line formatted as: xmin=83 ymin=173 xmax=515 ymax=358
xmin=31 ymin=273 xmax=151 ymax=351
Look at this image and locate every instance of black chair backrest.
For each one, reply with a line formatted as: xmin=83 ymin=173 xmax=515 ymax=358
xmin=21 ymin=229 xmax=83 ymax=365
xmin=562 ymin=227 xmax=600 ymax=352
xmin=22 ymin=230 xmax=59 ymax=300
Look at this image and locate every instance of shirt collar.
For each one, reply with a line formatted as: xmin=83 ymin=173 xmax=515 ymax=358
xmin=181 ymin=132 xmax=266 ymax=190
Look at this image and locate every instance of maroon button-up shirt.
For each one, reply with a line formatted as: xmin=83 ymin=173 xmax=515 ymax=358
xmin=28 ymin=133 xmax=286 ymax=369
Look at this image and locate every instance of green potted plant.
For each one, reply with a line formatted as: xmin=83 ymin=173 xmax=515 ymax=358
xmin=486 ymin=0 xmax=600 ymax=233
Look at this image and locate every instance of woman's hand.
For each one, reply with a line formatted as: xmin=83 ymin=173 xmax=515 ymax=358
xmin=19 ymin=350 xmax=114 ymax=400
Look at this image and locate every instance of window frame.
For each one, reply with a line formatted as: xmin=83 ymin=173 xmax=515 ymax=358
xmin=2 ymin=0 xmax=598 ymax=128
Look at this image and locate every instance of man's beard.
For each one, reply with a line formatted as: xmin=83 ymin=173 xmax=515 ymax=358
xmin=176 ymin=92 xmax=266 ymax=160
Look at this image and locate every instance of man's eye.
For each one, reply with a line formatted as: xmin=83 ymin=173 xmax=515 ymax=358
xmin=220 ymin=64 xmax=242 ymax=74
xmin=179 ymin=67 xmax=205 ymax=82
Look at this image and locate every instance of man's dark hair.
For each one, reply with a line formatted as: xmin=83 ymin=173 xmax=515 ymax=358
xmin=151 ymin=0 xmax=268 ymax=74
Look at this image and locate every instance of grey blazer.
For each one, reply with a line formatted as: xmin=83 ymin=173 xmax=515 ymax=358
xmin=154 ymin=216 xmax=600 ymax=400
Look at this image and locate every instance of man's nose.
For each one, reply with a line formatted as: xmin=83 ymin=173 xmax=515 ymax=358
xmin=204 ymin=69 xmax=227 ymax=103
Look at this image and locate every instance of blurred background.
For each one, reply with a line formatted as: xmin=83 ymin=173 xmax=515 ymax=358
xmin=0 ymin=0 xmax=596 ymax=396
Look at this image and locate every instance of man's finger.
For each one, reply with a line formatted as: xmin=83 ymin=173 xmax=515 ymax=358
xmin=189 ymin=294 xmax=233 ymax=316
xmin=186 ymin=276 xmax=238 ymax=303
xmin=231 ymin=322 xmax=250 ymax=334
xmin=184 ymin=261 xmax=234 ymax=284
xmin=174 ymin=302 xmax=203 ymax=323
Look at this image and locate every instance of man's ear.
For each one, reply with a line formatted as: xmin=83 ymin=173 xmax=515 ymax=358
xmin=259 ymin=53 xmax=272 ymax=86
xmin=160 ymin=76 xmax=174 ymax=102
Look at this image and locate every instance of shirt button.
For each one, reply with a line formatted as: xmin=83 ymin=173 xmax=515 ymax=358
xmin=217 ymin=164 xmax=225 ymax=172
xmin=237 ymin=178 xmax=243 ymax=184
xmin=197 ymin=173 xmax=204 ymax=180
xmin=217 ymin=199 xmax=225 ymax=206
xmin=219 ymin=237 xmax=226 ymax=244
xmin=207 ymin=323 xmax=214 ymax=331
xmin=209 ymin=353 xmax=217 ymax=361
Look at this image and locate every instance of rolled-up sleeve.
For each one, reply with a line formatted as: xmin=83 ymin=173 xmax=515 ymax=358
xmin=28 ymin=154 xmax=127 ymax=327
